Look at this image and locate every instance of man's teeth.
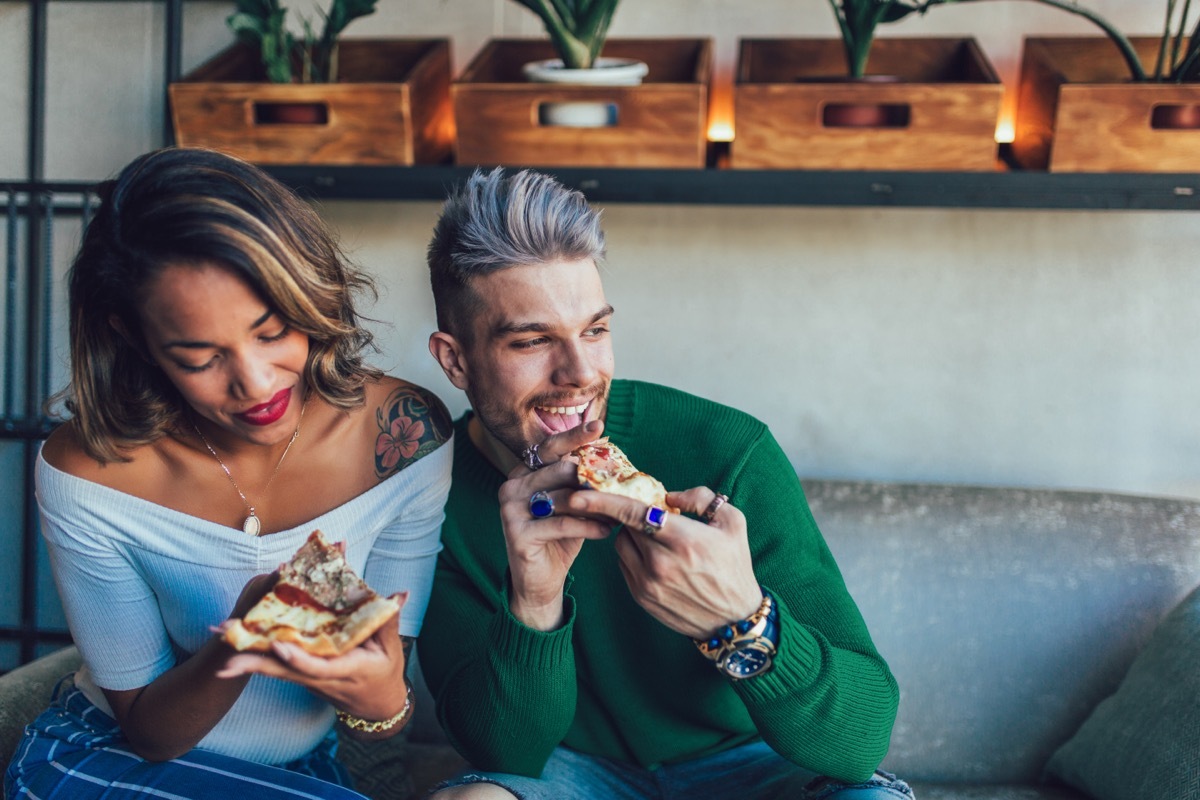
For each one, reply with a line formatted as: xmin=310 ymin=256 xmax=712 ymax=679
xmin=538 ymin=403 xmax=588 ymax=415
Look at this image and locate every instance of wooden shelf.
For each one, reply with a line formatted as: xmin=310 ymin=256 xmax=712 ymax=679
xmin=262 ymin=163 xmax=1200 ymax=211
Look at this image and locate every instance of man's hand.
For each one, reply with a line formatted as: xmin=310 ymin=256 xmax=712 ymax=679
xmin=499 ymin=420 xmax=612 ymax=631
xmin=567 ymin=486 xmax=762 ymax=639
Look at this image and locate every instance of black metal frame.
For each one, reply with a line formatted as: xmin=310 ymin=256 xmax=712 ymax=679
xmin=0 ymin=0 xmax=183 ymax=666
xmin=3 ymin=2 xmax=1199 ymax=669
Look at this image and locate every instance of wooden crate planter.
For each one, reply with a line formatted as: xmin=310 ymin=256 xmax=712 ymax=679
xmin=732 ymin=38 xmax=1002 ymax=171
xmin=452 ymin=38 xmax=712 ymax=168
xmin=170 ymin=39 xmax=452 ymax=166
xmin=1013 ymin=37 xmax=1200 ymax=172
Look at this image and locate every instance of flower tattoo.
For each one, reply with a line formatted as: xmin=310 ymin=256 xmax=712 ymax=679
xmin=374 ymin=384 xmax=452 ymax=479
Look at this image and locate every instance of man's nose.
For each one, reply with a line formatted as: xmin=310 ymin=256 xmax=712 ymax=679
xmin=554 ymin=340 xmax=599 ymax=387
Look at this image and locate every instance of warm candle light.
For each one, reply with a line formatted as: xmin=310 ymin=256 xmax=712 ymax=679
xmin=994 ymin=102 xmax=1016 ymax=143
xmin=708 ymin=119 xmax=734 ymax=142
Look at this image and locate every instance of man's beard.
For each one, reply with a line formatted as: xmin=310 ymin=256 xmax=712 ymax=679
xmin=469 ymin=378 xmax=610 ymax=460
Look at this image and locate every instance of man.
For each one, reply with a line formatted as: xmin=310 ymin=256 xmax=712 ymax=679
xmin=419 ymin=168 xmax=910 ymax=800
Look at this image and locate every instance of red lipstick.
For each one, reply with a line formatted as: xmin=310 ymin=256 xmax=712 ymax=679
xmin=235 ymin=388 xmax=291 ymax=427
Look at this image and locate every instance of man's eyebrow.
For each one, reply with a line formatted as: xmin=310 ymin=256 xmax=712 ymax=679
xmin=162 ymin=309 xmax=275 ymax=350
xmin=492 ymin=304 xmax=615 ymax=338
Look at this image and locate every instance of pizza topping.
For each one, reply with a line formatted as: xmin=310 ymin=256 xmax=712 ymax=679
xmin=572 ymin=438 xmax=676 ymax=511
xmin=223 ymin=530 xmax=400 ymax=657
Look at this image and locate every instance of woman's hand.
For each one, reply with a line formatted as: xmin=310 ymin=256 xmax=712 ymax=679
xmin=498 ymin=421 xmax=614 ymax=631
xmin=216 ymin=593 xmax=412 ymax=737
xmin=567 ymin=486 xmax=763 ymax=639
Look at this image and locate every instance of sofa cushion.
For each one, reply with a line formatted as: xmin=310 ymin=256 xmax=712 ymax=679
xmin=805 ymin=480 xmax=1200 ymax=784
xmin=908 ymin=782 xmax=1086 ymax=800
xmin=1044 ymin=583 xmax=1200 ymax=800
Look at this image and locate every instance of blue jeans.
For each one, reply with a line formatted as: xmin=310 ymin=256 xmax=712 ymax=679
xmin=430 ymin=742 xmax=913 ymax=800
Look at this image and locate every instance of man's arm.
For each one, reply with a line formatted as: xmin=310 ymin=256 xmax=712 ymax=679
xmin=573 ymin=427 xmax=898 ymax=783
xmin=419 ymin=558 xmax=580 ymax=775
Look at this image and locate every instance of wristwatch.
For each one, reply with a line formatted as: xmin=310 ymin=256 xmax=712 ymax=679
xmin=694 ymin=591 xmax=779 ymax=680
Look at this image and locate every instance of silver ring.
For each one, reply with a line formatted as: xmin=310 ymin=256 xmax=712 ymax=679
xmin=642 ymin=506 xmax=667 ymax=537
xmin=702 ymin=493 xmax=729 ymax=525
xmin=521 ymin=444 xmax=546 ymax=471
xmin=529 ymin=490 xmax=555 ymax=519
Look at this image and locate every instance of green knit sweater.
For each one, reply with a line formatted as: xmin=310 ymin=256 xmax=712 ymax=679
xmin=418 ymin=380 xmax=898 ymax=783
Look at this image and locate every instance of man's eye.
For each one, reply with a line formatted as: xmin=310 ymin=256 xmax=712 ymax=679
xmin=585 ymin=326 xmax=609 ymax=337
xmin=262 ymin=325 xmax=290 ymax=342
xmin=511 ymin=337 xmax=548 ymax=350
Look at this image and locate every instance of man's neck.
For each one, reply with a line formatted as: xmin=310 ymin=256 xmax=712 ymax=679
xmin=467 ymin=415 xmax=523 ymax=474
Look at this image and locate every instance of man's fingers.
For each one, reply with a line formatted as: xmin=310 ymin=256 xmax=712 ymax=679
xmin=568 ymin=490 xmax=666 ymax=533
xmin=667 ymin=487 xmax=744 ymax=528
xmin=506 ymin=420 xmax=605 ymax=479
xmin=529 ymin=515 xmax=612 ymax=542
xmin=502 ymin=459 xmax=580 ymax=496
xmin=538 ymin=419 xmax=605 ymax=463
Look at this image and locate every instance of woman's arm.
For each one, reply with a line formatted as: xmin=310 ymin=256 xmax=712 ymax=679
xmin=102 ymin=573 xmax=274 ymax=760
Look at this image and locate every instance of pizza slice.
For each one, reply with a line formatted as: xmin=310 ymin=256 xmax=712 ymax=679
xmin=223 ymin=530 xmax=400 ymax=657
xmin=572 ymin=438 xmax=677 ymax=511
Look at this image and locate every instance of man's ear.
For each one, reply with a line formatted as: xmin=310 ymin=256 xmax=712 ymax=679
xmin=429 ymin=331 xmax=470 ymax=391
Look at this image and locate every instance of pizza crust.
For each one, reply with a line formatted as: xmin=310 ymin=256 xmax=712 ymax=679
xmin=223 ymin=530 xmax=400 ymax=657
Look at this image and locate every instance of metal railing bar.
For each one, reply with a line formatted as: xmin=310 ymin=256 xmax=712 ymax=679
xmin=39 ymin=200 xmax=53 ymax=407
xmin=4 ymin=198 xmax=17 ymax=420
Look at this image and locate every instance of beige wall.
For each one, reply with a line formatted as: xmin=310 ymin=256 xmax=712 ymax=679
xmin=4 ymin=0 xmax=1199 ymax=499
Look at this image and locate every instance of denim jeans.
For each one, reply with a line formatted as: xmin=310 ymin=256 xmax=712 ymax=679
xmin=430 ymin=741 xmax=913 ymax=800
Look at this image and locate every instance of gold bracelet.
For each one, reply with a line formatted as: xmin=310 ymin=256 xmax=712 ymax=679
xmin=335 ymin=684 xmax=413 ymax=734
xmin=693 ymin=594 xmax=773 ymax=662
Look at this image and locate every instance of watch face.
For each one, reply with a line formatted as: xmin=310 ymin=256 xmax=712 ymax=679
xmin=721 ymin=644 xmax=773 ymax=679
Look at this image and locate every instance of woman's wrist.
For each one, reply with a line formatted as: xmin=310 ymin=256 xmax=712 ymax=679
xmin=335 ymin=683 xmax=414 ymax=734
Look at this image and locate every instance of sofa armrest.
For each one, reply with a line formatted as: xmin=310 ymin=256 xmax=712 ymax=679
xmin=0 ymin=646 xmax=81 ymax=766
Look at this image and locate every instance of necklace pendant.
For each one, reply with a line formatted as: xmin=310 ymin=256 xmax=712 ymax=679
xmin=242 ymin=512 xmax=262 ymax=537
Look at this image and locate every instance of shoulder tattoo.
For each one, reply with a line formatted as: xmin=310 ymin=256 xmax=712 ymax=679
xmin=374 ymin=384 xmax=453 ymax=479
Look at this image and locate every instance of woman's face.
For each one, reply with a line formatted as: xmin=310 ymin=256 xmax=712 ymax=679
xmin=135 ymin=261 xmax=310 ymax=446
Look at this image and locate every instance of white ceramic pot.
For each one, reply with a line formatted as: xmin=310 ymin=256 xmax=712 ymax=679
xmin=523 ymin=57 xmax=649 ymax=127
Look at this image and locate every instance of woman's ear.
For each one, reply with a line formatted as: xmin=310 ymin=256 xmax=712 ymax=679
xmin=428 ymin=331 xmax=469 ymax=391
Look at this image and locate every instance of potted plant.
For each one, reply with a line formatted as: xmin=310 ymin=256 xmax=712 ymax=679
xmin=168 ymin=0 xmax=453 ymax=166
xmin=1004 ymin=0 xmax=1200 ymax=170
xmin=732 ymin=1 xmax=1004 ymax=169
xmin=228 ymin=0 xmax=378 ymax=85
xmin=451 ymin=1 xmax=712 ymax=166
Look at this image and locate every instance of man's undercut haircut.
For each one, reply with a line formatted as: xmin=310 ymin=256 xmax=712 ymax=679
xmin=427 ymin=167 xmax=607 ymax=342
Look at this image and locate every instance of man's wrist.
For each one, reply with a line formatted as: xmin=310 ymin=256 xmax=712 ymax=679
xmin=510 ymin=594 xmax=567 ymax=631
xmin=693 ymin=590 xmax=779 ymax=680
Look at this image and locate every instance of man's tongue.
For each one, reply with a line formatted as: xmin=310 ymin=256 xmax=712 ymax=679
xmin=536 ymin=407 xmax=583 ymax=434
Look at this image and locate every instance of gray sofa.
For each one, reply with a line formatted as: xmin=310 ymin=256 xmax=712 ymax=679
xmin=3 ymin=479 xmax=1199 ymax=799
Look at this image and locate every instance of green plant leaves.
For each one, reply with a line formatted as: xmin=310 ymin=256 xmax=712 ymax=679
xmin=510 ymin=0 xmax=622 ymax=69
xmin=225 ymin=0 xmax=378 ymax=83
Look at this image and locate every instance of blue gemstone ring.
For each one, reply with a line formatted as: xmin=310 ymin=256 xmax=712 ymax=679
xmin=642 ymin=505 xmax=668 ymax=537
xmin=529 ymin=490 xmax=555 ymax=519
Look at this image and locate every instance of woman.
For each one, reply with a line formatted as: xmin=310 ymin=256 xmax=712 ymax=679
xmin=5 ymin=147 xmax=453 ymax=798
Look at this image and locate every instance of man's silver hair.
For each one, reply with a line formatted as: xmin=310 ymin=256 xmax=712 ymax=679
xmin=428 ymin=167 xmax=606 ymax=337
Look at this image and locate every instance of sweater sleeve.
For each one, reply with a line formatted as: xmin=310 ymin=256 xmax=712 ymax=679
xmin=725 ymin=430 xmax=899 ymax=783
xmin=419 ymin=558 xmax=579 ymax=776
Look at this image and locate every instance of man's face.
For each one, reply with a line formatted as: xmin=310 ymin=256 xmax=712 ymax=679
xmin=453 ymin=258 xmax=615 ymax=458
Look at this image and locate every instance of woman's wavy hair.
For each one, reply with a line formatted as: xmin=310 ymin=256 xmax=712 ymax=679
xmin=58 ymin=147 xmax=381 ymax=462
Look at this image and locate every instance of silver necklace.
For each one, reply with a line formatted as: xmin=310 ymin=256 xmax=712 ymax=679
xmin=191 ymin=400 xmax=306 ymax=536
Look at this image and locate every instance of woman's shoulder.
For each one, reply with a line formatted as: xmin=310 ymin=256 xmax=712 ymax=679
xmin=362 ymin=377 xmax=453 ymax=480
xmin=40 ymin=422 xmax=159 ymax=487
